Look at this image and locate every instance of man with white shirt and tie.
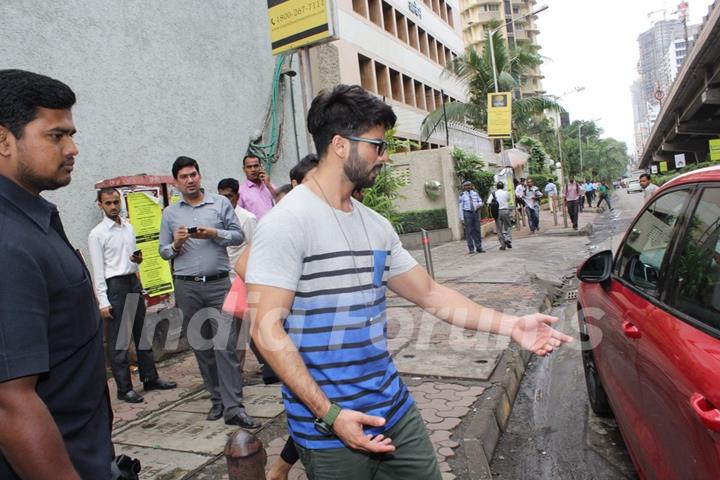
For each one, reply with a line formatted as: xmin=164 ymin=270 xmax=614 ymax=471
xmin=88 ymin=188 xmax=176 ymax=403
xmin=459 ymin=180 xmax=484 ymax=254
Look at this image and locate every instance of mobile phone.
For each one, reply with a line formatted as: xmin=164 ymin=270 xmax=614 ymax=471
xmin=187 ymin=226 xmax=198 ymax=234
xmin=133 ymin=249 xmax=142 ymax=256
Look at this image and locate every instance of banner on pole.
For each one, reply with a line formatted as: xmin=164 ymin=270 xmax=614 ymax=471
xmin=487 ymin=92 xmax=512 ymax=139
xmin=267 ymin=0 xmax=336 ymax=55
xmin=710 ymin=139 xmax=720 ymax=161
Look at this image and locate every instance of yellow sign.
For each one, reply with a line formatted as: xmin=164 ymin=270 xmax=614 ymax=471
xmin=268 ymin=0 xmax=335 ymax=55
xmin=487 ymin=92 xmax=512 ymax=138
xmin=659 ymin=161 xmax=668 ymax=173
xmin=710 ymin=139 xmax=720 ymax=161
xmin=126 ymin=193 xmax=174 ymax=297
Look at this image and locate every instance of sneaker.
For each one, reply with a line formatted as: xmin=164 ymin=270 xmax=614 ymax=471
xmin=500 ymin=246 xmax=506 ymax=250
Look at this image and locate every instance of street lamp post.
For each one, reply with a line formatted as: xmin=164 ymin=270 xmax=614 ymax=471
xmin=578 ymin=117 xmax=601 ymax=178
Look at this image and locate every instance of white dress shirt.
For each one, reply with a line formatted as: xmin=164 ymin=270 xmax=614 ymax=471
xmin=488 ymin=189 xmax=510 ymax=209
xmin=88 ymin=216 xmax=138 ymax=308
xmin=228 ymin=204 xmax=257 ymax=281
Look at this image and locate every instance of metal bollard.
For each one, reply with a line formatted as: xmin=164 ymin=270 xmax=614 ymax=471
xmin=421 ymin=229 xmax=435 ymax=279
xmin=225 ymin=429 xmax=267 ymax=480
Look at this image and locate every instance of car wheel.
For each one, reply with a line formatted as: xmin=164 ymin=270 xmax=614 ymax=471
xmin=578 ymin=306 xmax=613 ymax=417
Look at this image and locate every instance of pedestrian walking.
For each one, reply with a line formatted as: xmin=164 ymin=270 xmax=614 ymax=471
xmin=639 ymin=173 xmax=658 ymax=200
xmin=246 ymin=84 xmax=573 ymax=480
xmin=159 ymin=156 xmax=259 ymax=429
xmin=459 ymin=180 xmax=484 ymax=253
xmin=0 ymin=69 xmax=113 ymax=479
xmin=515 ymin=177 xmax=526 ymax=225
xmin=88 ymin=188 xmax=177 ymax=404
xmin=583 ymin=179 xmax=595 ymax=206
xmin=596 ymin=181 xmax=613 ymax=210
xmin=564 ymin=175 xmax=582 ymax=230
xmin=523 ymin=178 xmax=543 ymax=233
xmin=238 ymin=154 xmax=276 ymax=219
xmin=489 ymin=181 xmax=512 ymax=250
xmin=544 ymin=178 xmax=558 ymax=213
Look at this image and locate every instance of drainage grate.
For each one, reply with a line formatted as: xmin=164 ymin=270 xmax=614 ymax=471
xmin=565 ymin=290 xmax=578 ymax=300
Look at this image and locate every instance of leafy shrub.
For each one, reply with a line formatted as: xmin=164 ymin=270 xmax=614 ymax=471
xmin=396 ymin=209 xmax=448 ymax=234
xmin=654 ymin=160 xmax=719 ymax=186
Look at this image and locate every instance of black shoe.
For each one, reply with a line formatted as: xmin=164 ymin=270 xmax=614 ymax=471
xmin=225 ymin=411 xmax=260 ymax=429
xmin=207 ymin=404 xmax=224 ymax=421
xmin=477 ymin=249 xmax=486 ymax=253
xmin=500 ymin=246 xmax=506 ymax=250
xmin=468 ymin=250 xmax=476 ymax=254
xmin=143 ymin=379 xmax=177 ymax=391
xmin=506 ymin=242 xmax=512 ymax=249
xmin=117 ymin=390 xmax=144 ymax=404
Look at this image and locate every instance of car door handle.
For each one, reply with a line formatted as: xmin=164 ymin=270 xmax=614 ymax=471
xmin=622 ymin=321 xmax=641 ymax=339
xmin=690 ymin=393 xmax=720 ymax=432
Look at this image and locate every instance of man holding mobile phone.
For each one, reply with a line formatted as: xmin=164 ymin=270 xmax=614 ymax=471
xmin=88 ymin=187 xmax=177 ymax=404
xmin=238 ymin=154 xmax=276 ymax=219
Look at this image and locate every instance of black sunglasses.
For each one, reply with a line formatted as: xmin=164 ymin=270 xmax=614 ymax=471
xmin=343 ymin=135 xmax=388 ymax=156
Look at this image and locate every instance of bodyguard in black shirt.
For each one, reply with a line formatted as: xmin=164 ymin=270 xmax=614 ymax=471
xmin=0 ymin=70 xmax=113 ymax=479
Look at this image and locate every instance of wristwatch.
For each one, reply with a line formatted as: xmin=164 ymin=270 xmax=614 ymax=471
xmin=314 ymin=403 xmax=342 ymax=436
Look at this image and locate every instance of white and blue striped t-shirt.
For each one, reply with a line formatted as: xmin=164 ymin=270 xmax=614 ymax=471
xmin=246 ymin=185 xmax=418 ymax=449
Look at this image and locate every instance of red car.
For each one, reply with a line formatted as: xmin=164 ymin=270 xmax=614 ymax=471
xmin=577 ymin=165 xmax=720 ymax=479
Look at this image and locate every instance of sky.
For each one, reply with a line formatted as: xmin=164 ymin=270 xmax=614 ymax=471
xmin=535 ymin=0 xmax=715 ymax=154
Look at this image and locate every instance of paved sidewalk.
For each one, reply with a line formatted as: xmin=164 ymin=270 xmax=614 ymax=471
xmin=110 ymin=205 xmax=596 ymax=479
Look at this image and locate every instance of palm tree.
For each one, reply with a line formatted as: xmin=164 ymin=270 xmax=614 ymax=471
xmin=421 ymin=21 xmax=564 ymax=141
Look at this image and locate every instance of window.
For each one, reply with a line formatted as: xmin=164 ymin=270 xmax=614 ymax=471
xmin=352 ymin=0 xmax=368 ymax=17
xmin=358 ymin=54 xmax=375 ymax=92
xmin=670 ymin=188 xmax=720 ymax=329
xmin=615 ymin=189 xmax=691 ymax=296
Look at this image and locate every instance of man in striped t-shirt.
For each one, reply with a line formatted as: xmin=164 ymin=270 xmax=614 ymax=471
xmin=246 ymin=85 xmax=572 ymax=480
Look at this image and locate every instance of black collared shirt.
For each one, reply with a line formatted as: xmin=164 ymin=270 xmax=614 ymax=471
xmin=0 ymin=175 xmax=112 ymax=479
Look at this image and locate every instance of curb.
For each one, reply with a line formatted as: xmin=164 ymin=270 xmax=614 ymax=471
xmin=453 ymin=289 xmax=555 ymax=479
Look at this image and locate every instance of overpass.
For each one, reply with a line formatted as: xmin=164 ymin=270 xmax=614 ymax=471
xmin=639 ymin=2 xmax=720 ymax=169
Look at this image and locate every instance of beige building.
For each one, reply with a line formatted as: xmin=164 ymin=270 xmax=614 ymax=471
xmin=306 ymin=0 xmax=475 ymax=148
xmin=459 ymin=0 xmax=544 ymax=96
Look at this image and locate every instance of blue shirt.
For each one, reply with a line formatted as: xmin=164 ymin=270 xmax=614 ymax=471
xmin=584 ymin=182 xmax=595 ymax=192
xmin=458 ymin=190 xmax=483 ymax=219
xmin=159 ymin=192 xmax=244 ymax=276
xmin=0 ymin=175 xmax=113 ymax=479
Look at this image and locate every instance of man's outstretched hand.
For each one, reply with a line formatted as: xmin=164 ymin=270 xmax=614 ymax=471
xmin=511 ymin=314 xmax=573 ymax=356
xmin=332 ymin=409 xmax=396 ymax=453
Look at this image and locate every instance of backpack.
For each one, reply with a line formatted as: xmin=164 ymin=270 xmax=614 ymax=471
xmin=490 ymin=192 xmax=499 ymax=219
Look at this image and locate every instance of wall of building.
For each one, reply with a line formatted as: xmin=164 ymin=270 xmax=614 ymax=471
xmin=2 ymin=0 xmax=306 ymax=257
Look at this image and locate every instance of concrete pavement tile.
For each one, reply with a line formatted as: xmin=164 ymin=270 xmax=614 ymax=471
xmin=394 ymin=348 xmax=502 ymax=380
xmin=436 ymin=407 xmax=468 ymax=418
xmin=427 ymin=417 xmax=461 ymax=431
xmin=438 ymin=461 xmax=452 ymax=472
xmin=427 ymin=399 xmax=453 ymax=412
xmin=113 ymin=411 xmax=248 ymax=454
xmin=438 ymin=447 xmax=456 ymax=458
xmin=439 ymin=440 xmax=460 ymax=449
xmin=173 ymin=384 xmax=283 ymax=418
xmin=112 ymin=444 xmax=212 ymax=479
xmin=429 ymin=430 xmax=451 ymax=443
xmin=441 ymin=473 xmax=457 ymax=480
xmin=420 ymin=408 xmax=443 ymax=424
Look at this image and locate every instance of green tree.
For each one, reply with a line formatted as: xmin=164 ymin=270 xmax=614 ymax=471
xmin=451 ymin=148 xmax=494 ymax=217
xmin=518 ymin=136 xmax=549 ymax=174
xmin=420 ymin=21 xmax=565 ymax=141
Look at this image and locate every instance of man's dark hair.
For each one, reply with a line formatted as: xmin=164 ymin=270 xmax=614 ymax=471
xmin=276 ymin=184 xmax=292 ymax=196
xmin=0 ymin=69 xmax=76 ymax=139
xmin=289 ymin=154 xmax=319 ymax=184
xmin=243 ymin=154 xmax=259 ymax=167
xmin=307 ymin=84 xmax=397 ymax=156
xmin=217 ymin=178 xmax=239 ymax=193
xmin=496 ymin=181 xmax=504 ymax=189
xmin=172 ymin=156 xmax=200 ymax=178
xmin=639 ymin=173 xmax=651 ymax=181
xmin=96 ymin=187 xmax=120 ymax=203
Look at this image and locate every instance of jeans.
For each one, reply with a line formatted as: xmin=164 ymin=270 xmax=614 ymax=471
xmin=495 ymin=209 xmax=512 ymax=246
xmin=566 ymin=200 xmax=579 ymax=228
xmin=597 ymin=194 xmax=612 ymax=210
xmin=463 ymin=210 xmax=482 ymax=252
xmin=295 ymin=404 xmax=441 ymax=480
xmin=526 ymin=205 xmax=540 ymax=232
